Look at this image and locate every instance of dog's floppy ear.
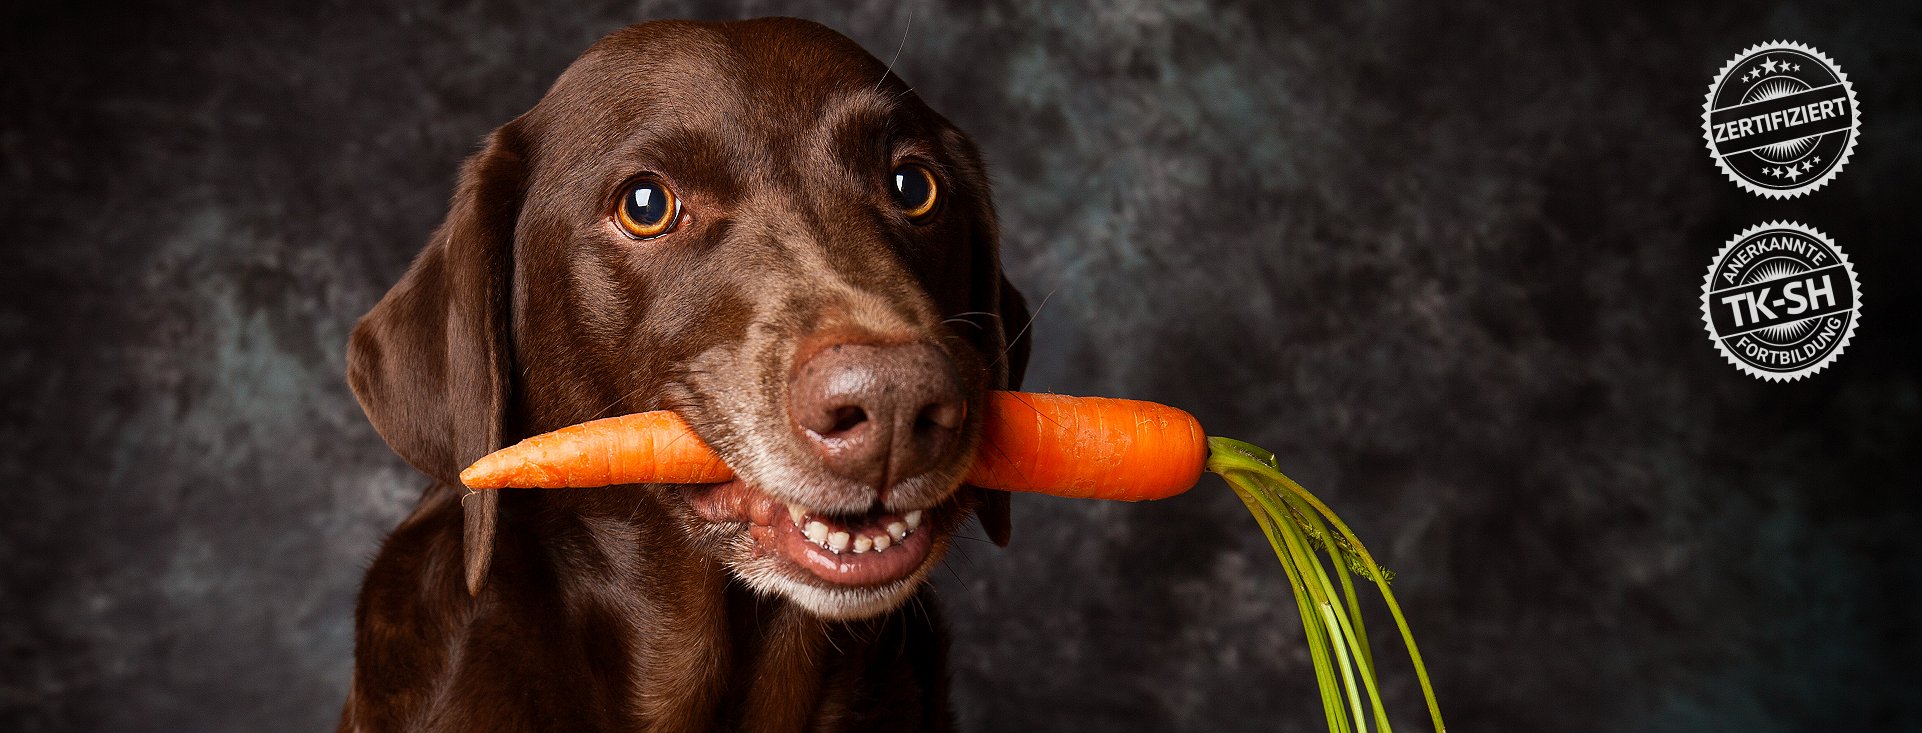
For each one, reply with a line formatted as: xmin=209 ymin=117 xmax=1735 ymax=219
xmin=347 ymin=123 xmax=525 ymax=597
xmin=976 ymin=273 xmax=1031 ymax=547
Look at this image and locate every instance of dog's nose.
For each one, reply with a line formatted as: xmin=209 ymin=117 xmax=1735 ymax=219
xmin=789 ymin=340 xmax=966 ymax=491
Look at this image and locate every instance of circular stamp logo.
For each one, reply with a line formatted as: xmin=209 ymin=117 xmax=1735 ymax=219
xmin=1701 ymin=222 xmax=1861 ymax=381
xmin=1703 ymin=41 xmax=1859 ymax=198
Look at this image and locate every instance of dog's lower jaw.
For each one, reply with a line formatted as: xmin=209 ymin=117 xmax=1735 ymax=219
xmin=734 ymin=552 xmax=941 ymax=620
xmin=717 ymin=513 xmax=956 ymax=620
xmin=684 ymin=475 xmax=969 ymax=620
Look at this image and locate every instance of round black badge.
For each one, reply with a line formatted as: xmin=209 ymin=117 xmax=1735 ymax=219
xmin=1701 ymin=222 xmax=1861 ymax=381
xmin=1703 ymin=42 xmax=1859 ymax=198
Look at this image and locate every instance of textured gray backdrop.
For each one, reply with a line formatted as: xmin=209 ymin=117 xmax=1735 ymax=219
xmin=4 ymin=1 xmax=1919 ymax=731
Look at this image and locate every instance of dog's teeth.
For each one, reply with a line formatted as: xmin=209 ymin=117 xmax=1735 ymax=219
xmin=886 ymin=522 xmax=907 ymax=540
xmin=872 ymin=533 xmax=891 ymax=551
xmin=788 ymin=505 xmax=805 ymax=525
xmin=827 ymin=531 xmax=850 ymax=553
xmin=904 ymin=510 xmax=924 ymax=529
xmin=853 ymin=536 xmax=873 ymax=553
xmin=805 ymin=521 xmax=829 ymax=545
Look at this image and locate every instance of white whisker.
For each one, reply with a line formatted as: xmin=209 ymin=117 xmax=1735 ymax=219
xmin=872 ymin=9 xmax=915 ymax=95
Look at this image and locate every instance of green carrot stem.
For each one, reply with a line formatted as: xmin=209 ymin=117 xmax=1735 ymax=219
xmin=1239 ymin=470 xmax=1392 ymax=732
xmin=1319 ymin=602 xmax=1368 ymax=731
xmin=1267 ymin=470 xmax=1443 ymax=733
xmin=1236 ymin=488 xmax=1350 ymax=732
xmin=1208 ymin=437 xmax=1446 ymax=733
xmin=1278 ymin=488 xmax=1394 ymax=732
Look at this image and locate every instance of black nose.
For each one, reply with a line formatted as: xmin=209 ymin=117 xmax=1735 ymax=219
xmin=788 ymin=340 xmax=966 ymax=492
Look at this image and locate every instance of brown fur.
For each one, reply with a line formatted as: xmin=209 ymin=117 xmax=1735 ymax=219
xmin=340 ymin=18 xmax=1029 ymax=732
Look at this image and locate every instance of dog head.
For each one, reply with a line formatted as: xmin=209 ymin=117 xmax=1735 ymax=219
xmin=347 ymin=18 xmax=1028 ymax=620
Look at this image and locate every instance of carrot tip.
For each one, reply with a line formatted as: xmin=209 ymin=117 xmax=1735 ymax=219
xmin=458 ymin=462 xmax=496 ymax=490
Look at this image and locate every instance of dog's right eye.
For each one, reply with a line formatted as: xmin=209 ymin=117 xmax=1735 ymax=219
xmin=890 ymin=163 xmax=940 ymax=222
xmin=615 ymin=179 xmax=679 ymax=239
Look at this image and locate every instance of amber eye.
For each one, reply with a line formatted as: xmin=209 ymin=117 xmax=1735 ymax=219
xmin=616 ymin=179 xmax=678 ymax=239
xmin=890 ymin=163 xmax=939 ymax=221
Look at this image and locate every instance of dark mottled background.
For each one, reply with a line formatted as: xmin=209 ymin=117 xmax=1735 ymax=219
xmin=4 ymin=1 xmax=1918 ymax=731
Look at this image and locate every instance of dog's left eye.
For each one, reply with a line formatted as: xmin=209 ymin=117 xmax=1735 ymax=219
xmin=890 ymin=163 xmax=939 ymax=222
xmin=615 ymin=179 xmax=679 ymax=239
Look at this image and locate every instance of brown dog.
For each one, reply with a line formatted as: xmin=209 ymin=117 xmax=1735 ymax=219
xmin=340 ymin=18 xmax=1030 ymax=732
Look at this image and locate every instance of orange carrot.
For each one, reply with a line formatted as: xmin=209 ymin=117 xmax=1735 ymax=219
xmin=458 ymin=410 xmax=731 ymax=489
xmin=966 ymin=392 xmax=1206 ymax=501
xmin=458 ymin=391 xmax=1208 ymax=501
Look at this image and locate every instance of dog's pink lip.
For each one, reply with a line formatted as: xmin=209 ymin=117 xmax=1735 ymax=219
xmin=689 ymin=479 xmax=941 ymax=588
xmin=756 ymin=511 xmax=935 ymax=587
